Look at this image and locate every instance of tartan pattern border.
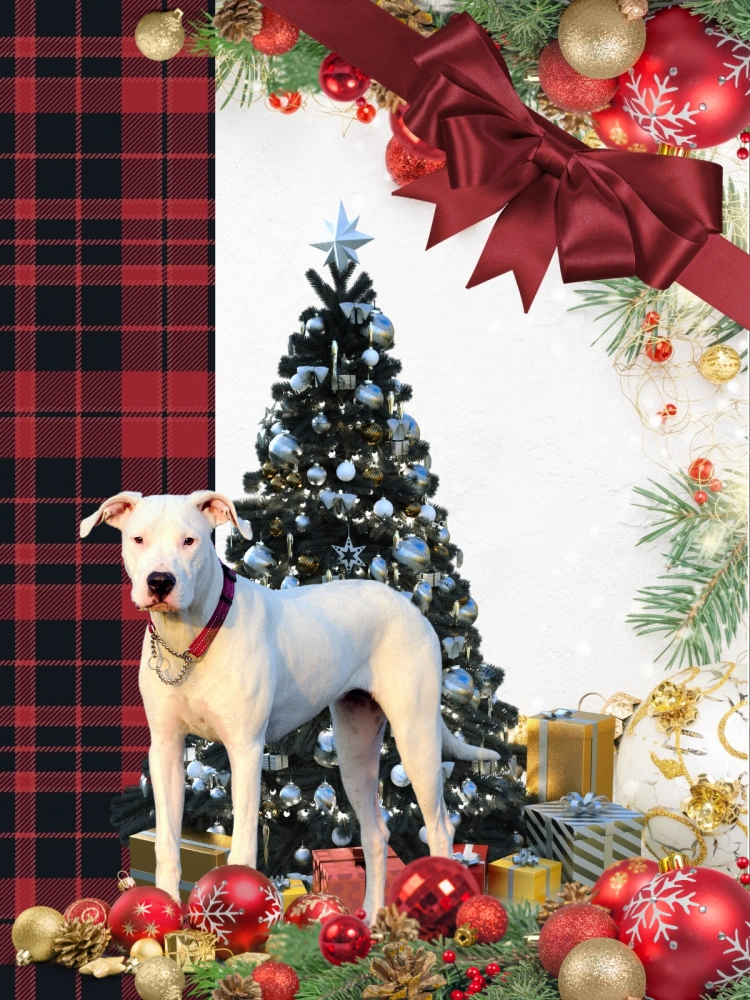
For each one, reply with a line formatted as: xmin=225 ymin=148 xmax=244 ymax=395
xmin=2 ymin=2 xmax=214 ymax=995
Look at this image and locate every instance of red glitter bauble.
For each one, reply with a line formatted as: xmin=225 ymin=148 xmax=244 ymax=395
xmin=387 ymin=856 xmax=478 ymax=940
xmin=252 ymin=959 xmax=300 ymax=1000
xmin=619 ymin=7 xmax=750 ymax=149
xmin=644 ymin=338 xmax=673 ymax=362
xmin=318 ymin=912 xmax=372 ymax=965
xmin=252 ymin=8 xmax=299 ymax=55
xmin=389 ymin=103 xmax=446 ymax=160
xmin=592 ymin=87 xmax=659 ymax=152
xmin=454 ymin=896 xmax=508 ymax=944
xmin=64 ymin=897 xmax=110 ymax=926
xmin=385 ymin=136 xmax=446 ymax=188
xmin=188 ymin=865 xmax=283 ymax=956
xmin=319 ymin=53 xmax=370 ymax=102
xmin=688 ymin=457 xmax=714 ymax=482
xmin=538 ymin=40 xmax=617 ymax=113
xmin=107 ymin=886 xmax=181 ymax=950
xmin=284 ymin=892 xmax=350 ymax=928
xmin=591 ymin=857 xmax=659 ymax=927
xmin=620 ymin=865 xmax=750 ymax=1000
xmin=538 ymin=903 xmax=617 ymax=976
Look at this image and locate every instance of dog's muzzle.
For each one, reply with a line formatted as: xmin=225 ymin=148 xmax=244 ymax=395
xmin=147 ymin=571 xmax=176 ymax=601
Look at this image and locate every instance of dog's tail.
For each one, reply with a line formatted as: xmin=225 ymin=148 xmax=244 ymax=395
xmin=440 ymin=718 xmax=500 ymax=761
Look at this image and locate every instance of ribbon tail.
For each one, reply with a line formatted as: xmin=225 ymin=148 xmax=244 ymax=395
xmin=675 ymin=234 xmax=750 ymax=330
xmin=467 ymin=175 xmax=558 ymax=312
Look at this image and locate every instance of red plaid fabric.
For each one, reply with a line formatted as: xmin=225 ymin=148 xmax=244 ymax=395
xmin=1 ymin=2 xmax=214 ymax=994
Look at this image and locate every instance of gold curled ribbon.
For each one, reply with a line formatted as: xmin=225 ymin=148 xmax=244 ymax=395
xmin=643 ymin=808 xmax=707 ymax=865
xmin=718 ymin=700 xmax=749 ymax=760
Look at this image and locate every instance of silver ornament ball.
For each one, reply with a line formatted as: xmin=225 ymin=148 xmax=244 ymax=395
xmin=243 ymin=543 xmax=277 ymax=575
xmin=437 ymin=525 xmax=450 ymax=545
xmin=392 ymin=535 xmax=431 ymax=572
xmin=336 ymin=460 xmax=356 ymax=482
xmin=362 ymin=347 xmax=379 ymax=367
xmin=369 ymin=555 xmax=388 ymax=583
xmin=305 ymin=316 xmax=326 ymax=335
xmin=438 ymin=575 xmax=455 ymax=592
xmin=457 ymin=597 xmax=479 ymax=624
xmin=332 ymin=826 xmax=353 ymax=847
xmin=314 ymin=782 xmax=336 ymax=813
xmin=312 ymin=413 xmax=331 ymax=435
xmin=279 ymin=782 xmax=302 ymax=807
xmin=401 ymin=413 xmax=420 ymax=443
xmin=294 ymin=845 xmax=312 ymax=866
xmin=294 ymin=513 xmax=311 ymax=532
xmin=461 ymin=778 xmax=478 ymax=800
xmin=370 ymin=313 xmax=395 ymax=348
xmin=373 ymin=497 xmax=393 ymax=519
xmin=420 ymin=504 xmax=436 ymax=522
xmin=317 ymin=728 xmax=336 ymax=754
xmin=355 ymin=383 xmax=385 ymax=410
xmin=407 ymin=464 xmax=430 ymax=490
xmin=449 ymin=811 xmax=462 ymax=829
xmin=413 ymin=580 xmax=433 ymax=612
xmin=306 ymin=464 xmax=327 ymax=486
xmin=390 ymin=764 xmax=411 ymax=787
xmin=280 ymin=575 xmax=300 ymax=589
xmin=442 ymin=667 xmax=476 ymax=705
xmin=268 ymin=433 xmax=302 ymax=468
xmin=418 ymin=826 xmax=428 ymax=844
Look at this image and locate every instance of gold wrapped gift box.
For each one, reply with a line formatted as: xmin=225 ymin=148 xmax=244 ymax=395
xmin=488 ymin=854 xmax=562 ymax=904
xmin=527 ymin=709 xmax=616 ymax=803
xmin=164 ymin=930 xmax=217 ymax=971
xmin=129 ymin=827 xmax=232 ymax=903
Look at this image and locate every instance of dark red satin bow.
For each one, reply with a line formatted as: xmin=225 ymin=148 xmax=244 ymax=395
xmin=261 ymin=0 xmax=749 ymax=325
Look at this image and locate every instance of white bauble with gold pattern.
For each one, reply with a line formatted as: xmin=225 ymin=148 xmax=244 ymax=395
xmin=616 ymin=662 xmax=748 ymax=874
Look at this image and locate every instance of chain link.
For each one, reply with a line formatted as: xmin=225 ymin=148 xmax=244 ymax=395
xmin=148 ymin=630 xmax=194 ymax=686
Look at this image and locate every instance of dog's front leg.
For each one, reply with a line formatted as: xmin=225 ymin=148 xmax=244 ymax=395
xmin=225 ymin=736 xmax=266 ymax=869
xmin=149 ymin=732 xmax=185 ymax=902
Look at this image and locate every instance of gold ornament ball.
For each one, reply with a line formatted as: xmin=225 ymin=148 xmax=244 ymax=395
xmin=135 ymin=9 xmax=185 ymax=61
xmin=12 ymin=906 xmax=65 ymax=963
xmin=698 ymin=344 xmax=741 ymax=384
xmin=558 ymin=938 xmax=646 ymax=1000
xmin=130 ymin=938 xmax=164 ymax=962
xmin=134 ymin=955 xmax=185 ymax=1000
xmin=558 ymin=0 xmax=645 ymax=78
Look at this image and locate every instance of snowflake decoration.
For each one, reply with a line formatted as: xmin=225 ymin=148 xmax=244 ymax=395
xmin=258 ymin=883 xmax=283 ymax=929
xmin=622 ymin=70 xmax=702 ymax=148
xmin=622 ymin=869 xmax=700 ymax=945
xmin=711 ymin=27 xmax=750 ymax=95
xmin=292 ymin=893 xmax=343 ymax=921
xmin=188 ymin=879 xmax=244 ymax=945
xmin=609 ymin=871 xmax=629 ymax=892
xmin=332 ymin=528 xmax=366 ymax=575
xmin=714 ymin=921 xmax=750 ymax=989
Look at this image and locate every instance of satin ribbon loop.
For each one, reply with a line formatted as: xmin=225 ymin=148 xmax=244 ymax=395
xmin=512 ymin=848 xmax=539 ymax=867
xmin=561 ymin=791 xmax=610 ymax=816
xmin=452 ymin=844 xmax=481 ymax=867
xmin=272 ymin=873 xmax=313 ymax=890
xmin=531 ymin=130 xmax=570 ymax=180
xmin=541 ymin=708 xmax=575 ymax=720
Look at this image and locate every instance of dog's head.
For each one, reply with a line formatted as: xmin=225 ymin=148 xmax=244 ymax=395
xmin=79 ymin=491 xmax=252 ymax=612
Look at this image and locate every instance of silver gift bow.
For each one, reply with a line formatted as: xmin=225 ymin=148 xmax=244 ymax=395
xmin=442 ymin=636 xmax=465 ymax=659
xmin=561 ymin=791 xmax=610 ymax=816
xmin=452 ymin=844 xmax=481 ymax=867
xmin=320 ymin=490 xmax=358 ymax=512
xmin=272 ymin=873 xmax=313 ymax=890
xmin=295 ymin=366 xmax=329 ymax=387
xmin=386 ymin=417 xmax=410 ymax=442
xmin=541 ymin=708 xmax=575 ymax=719
xmin=340 ymin=302 xmax=373 ymax=324
xmin=512 ymin=848 xmax=539 ymax=867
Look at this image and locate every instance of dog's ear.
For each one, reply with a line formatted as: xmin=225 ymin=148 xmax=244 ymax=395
xmin=80 ymin=492 xmax=143 ymax=538
xmin=190 ymin=491 xmax=252 ymax=539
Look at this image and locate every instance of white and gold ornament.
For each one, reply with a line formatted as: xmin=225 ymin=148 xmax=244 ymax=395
xmin=616 ymin=663 xmax=748 ymax=872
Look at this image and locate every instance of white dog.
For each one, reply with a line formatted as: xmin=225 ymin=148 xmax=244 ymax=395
xmin=80 ymin=490 xmax=498 ymax=918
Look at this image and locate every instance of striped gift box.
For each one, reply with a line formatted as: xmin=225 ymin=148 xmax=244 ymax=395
xmin=525 ymin=802 xmax=645 ymax=886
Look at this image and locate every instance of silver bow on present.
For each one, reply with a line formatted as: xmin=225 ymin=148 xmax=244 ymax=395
xmin=293 ymin=365 xmax=329 ymax=388
xmin=386 ymin=417 xmax=410 ymax=442
xmin=561 ymin=791 xmax=609 ymax=816
xmin=541 ymin=708 xmax=575 ymax=720
xmin=320 ymin=490 xmax=359 ymax=512
xmin=271 ymin=873 xmax=313 ymax=890
xmin=452 ymin=844 xmax=481 ymax=867
xmin=442 ymin=636 xmax=465 ymax=660
xmin=340 ymin=302 xmax=373 ymax=324
xmin=512 ymin=848 xmax=539 ymax=867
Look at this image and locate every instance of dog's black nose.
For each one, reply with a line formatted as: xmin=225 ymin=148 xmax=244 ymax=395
xmin=147 ymin=572 xmax=176 ymax=600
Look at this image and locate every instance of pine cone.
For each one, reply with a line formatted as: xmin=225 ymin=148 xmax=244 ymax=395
xmin=536 ymin=898 xmax=564 ymax=926
xmin=617 ymin=0 xmax=648 ymax=19
xmin=371 ymin=903 xmax=421 ymax=944
xmin=535 ymin=93 xmax=592 ymax=138
xmin=536 ymin=882 xmax=602 ymax=926
xmin=370 ymin=82 xmax=405 ymax=113
xmin=212 ymin=972 xmax=263 ymax=1000
xmin=377 ymin=0 xmax=435 ymax=36
xmin=213 ymin=0 xmax=263 ymax=42
xmin=363 ymin=942 xmax=446 ymax=999
xmin=52 ymin=919 xmax=111 ymax=969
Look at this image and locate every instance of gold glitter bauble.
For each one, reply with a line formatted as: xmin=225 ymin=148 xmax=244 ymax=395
xmin=130 ymin=938 xmax=164 ymax=962
xmin=404 ymin=500 xmax=422 ymax=517
xmin=286 ymin=471 xmax=303 ymax=488
xmin=362 ymin=423 xmax=384 ymax=444
xmin=262 ymin=461 xmax=277 ymax=478
xmin=558 ymin=0 xmax=645 ymax=78
xmin=134 ymin=10 xmax=185 ymax=61
xmin=297 ymin=554 xmax=320 ymax=575
xmin=12 ymin=906 xmax=65 ymax=964
xmin=134 ymin=955 xmax=185 ymax=1000
xmin=432 ymin=544 xmax=449 ymax=558
xmin=269 ymin=519 xmax=284 ymax=537
xmin=698 ymin=344 xmax=741 ymax=384
xmin=270 ymin=476 xmax=286 ymax=491
xmin=558 ymin=938 xmax=646 ymax=1000
xmin=363 ymin=466 xmax=384 ymax=486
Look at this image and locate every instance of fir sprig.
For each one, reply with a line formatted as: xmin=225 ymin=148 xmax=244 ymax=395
xmin=706 ymin=977 xmax=750 ymax=1000
xmin=456 ymin=0 xmax=565 ymax=57
xmin=485 ymin=963 xmax=560 ymax=999
xmin=683 ymin=0 xmax=750 ymax=43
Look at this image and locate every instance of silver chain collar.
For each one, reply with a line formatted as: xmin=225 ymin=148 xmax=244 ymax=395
xmin=148 ymin=628 xmax=195 ymax=686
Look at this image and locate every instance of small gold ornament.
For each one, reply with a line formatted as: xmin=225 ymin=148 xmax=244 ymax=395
xmin=262 ymin=461 xmax=277 ymax=478
xmin=362 ymin=422 xmax=385 ymax=444
xmin=15 ymin=949 xmax=31 ymax=966
xmin=134 ymin=10 xmax=185 ymax=62
xmin=297 ymin=554 xmax=320 ymax=575
xmin=404 ymin=500 xmax=422 ymax=517
xmin=558 ymin=0 xmax=646 ymax=78
xmin=557 ymin=937 xmax=646 ymax=999
xmin=680 ymin=774 xmax=742 ymax=833
xmin=260 ymin=798 xmax=279 ymax=819
xmin=12 ymin=906 xmax=65 ymax=964
xmin=269 ymin=519 xmax=284 ymax=537
xmin=646 ymin=679 xmax=701 ymax=733
xmin=454 ymin=923 xmax=479 ymax=947
xmin=698 ymin=344 xmax=742 ymax=385
xmin=363 ymin=466 xmax=384 ymax=485
xmin=286 ymin=471 xmax=303 ymax=488
xmin=432 ymin=544 xmax=449 ymax=558
xmin=617 ymin=0 xmax=648 ymax=18
xmin=270 ymin=475 xmax=286 ymax=491
xmin=134 ymin=955 xmax=185 ymax=1000
xmin=130 ymin=938 xmax=165 ymax=963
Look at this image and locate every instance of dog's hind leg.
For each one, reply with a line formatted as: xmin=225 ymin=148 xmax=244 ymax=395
xmin=330 ymin=692 xmax=389 ymax=922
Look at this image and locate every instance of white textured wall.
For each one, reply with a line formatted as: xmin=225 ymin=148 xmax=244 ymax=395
xmin=216 ymin=97 xmax=747 ymax=716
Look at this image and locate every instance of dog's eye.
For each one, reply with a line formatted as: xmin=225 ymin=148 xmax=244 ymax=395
xmin=184 ymin=537 xmax=195 ymax=546
xmin=133 ymin=536 xmax=143 ymax=544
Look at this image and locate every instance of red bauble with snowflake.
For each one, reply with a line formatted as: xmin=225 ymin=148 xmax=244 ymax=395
xmin=319 ymin=53 xmax=370 ymax=102
xmin=64 ymin=897 xmax=110 ymax=926
xmin=187 ymin=864 xmax=283 ymax=956
xmin=284 ymin=892 xmax=351 ymax=927
xmin=252 ymin=959 xmax=300 ymax=1000
xmin=390 ymin=103 xmax=446 ymax=160
xmin=385 ymin=136 xmax=446 ymax=187
xmin=619 ymin=6 xmax=750 ymax=149
xmin=538 ymin=902 xmax=618 ymax=976
xmin=387 ymin=856 xmax=478 ymax=940
xmin=591 ymin=857 xmax=660 ymax=927
xmin=318 ymin=912 xmax=373 ymax=965
xmin=592 ymin=88 xmax=659 ymax=152
xmin=538 ymin=40 xmax=617 ymax=113
xmin=454 ymin=895 xmax=508 ymax=944
xmin=252 ymin=8 xmax=299 ymax=55
xmin=107 ymin=886 xmax=181 ymax=950
xmin=619 ymin=863 xmax=750 ymax=1000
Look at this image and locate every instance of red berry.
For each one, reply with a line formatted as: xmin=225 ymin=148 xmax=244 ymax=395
xmin=442 ymin=950 xmax=457 ymax=964
xmin=644 ymin=310 xmax=661 ymax=327
xmin=739 ymin=873 xmax=750 ymax=886
xmin=741 ymin=131 xmax=750 ymax=143
xmin=356 ymin=103 xmax=376 ymax=123
xmin=471 ymin=976 xmax=487 ymax=989
xmin=355 ymin=96 xmax=367 ymax=107
xmin=694 ymin=490 xmax=708 ymax=505
xmin=485 ymin=962 xmax=501 ymax=977
xmin=709 ymin=479 xmax=723 ymax=492
xmin=737 ymin=857 xmax=750 ymax=869
xmin=663 ymin=403 xmax=677 ymax=416
xmin=645 ymin=338 xmax=673 ymax=362
xmin=466 ymin=983 xmax=484 ymax=996
xmin=355 ymin=909 xmax=366 ymax=920
xmin=688 ymin=458 xmax=714 ymax=482
xmin=738 ymin=147 xmax=749 ymax=160
xmin=450 ymin=992 xmax=465 ymax=1000
xmin=466 ymin=967 xmax=481 ymax=980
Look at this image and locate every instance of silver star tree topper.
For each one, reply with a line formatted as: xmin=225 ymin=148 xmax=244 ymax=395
xmin=332 ymin=528 xmax=367 ymax=575
xmin=311 ymin=202 xmax=373 ymax=270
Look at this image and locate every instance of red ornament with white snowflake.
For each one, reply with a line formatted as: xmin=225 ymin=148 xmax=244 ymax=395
xmin=619 ymin=857 xmax=750 ymax=1000
xmin=284 ymin=892 xmax=351 ymax=928
xmin=592 ymin=858 xmax=660 ymax=927
xmin=619 ymin=7 xmax=750 ymax=149
xmin=592 ymin=88 xmax=659 ymax=152
xmin=107 ymin=886 xmax=181 ymax=950
xmin=187 ymin=864 xmax=283 ymax=956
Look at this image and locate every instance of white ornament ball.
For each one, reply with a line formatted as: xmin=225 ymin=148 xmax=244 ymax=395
xmin=294 ymin=845 xmax=312 ymax=866
xmin=280 ymin=575 xmax=300 ymax=589
xmin=420 ymin=504 xmax=436 ymax=522
xmin=391 ymin=764 xmax=411 ymax=787
xmin=373 ymin=497 xmax=394 ymax=519
xmin=362 ymin=347 xmax=379 ymax=367
xmin=289 ymin=372 xmax=307 ymax=391
xmin=616 ymin=663 xmax=748 ymax=873
xmin=336 ymin=460 xmax=356 ymax=482
xmin=332 ymin=826 xmax=353 ymax=847
xmin=419 ymin=826 xmax=428 ymax=844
